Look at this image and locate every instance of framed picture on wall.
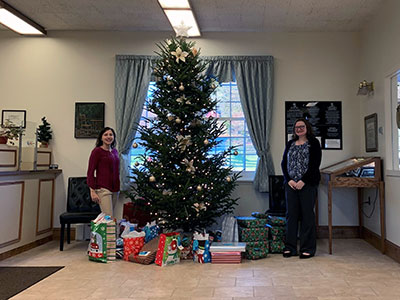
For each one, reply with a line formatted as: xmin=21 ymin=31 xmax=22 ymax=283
xmin=74 ymin=102 xmax=105 ymax=138
xmin=364 ymin=113 xmax=378 ymax=152
xmin=1 ymin=110 xmax=26 ymax=128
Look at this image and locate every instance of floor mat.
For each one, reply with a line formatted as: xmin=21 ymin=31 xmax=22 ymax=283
xmin=0 ymin=266 xmax=63 ymax=299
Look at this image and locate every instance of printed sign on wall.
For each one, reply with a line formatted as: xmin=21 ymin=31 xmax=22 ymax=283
xmin=285 ymin=101 xmax=342 ymax=150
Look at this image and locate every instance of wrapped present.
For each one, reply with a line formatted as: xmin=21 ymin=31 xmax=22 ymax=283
xmin=267 ymin=215 xmax=286 ymax=226
xmin=129 ymin=236 xmax=160 ymax=265
xmin=269 ymin=239 xmax=285 ymax=253
xmin=270 ymin=234 xmax=285 ymax=241
xmin=211 ymin=252 xmax=242 ymax=264
xmin=106 ymin=222 xmax=117 ymax=262
xmin=236 ymin=216 xmax=267 ymax=228
xmin=122 ymin=202 xmax=152 ymax=227
xmin=251 ymin=212 xmax=268 ymax=219
xmin=267 ymin=224 xmax=286 ymax=236
xmin=210 ymin=242 xmax=246 ymax=252
xmin=245 ymin=241 xmax=269 ymax=260
xmin=155 ymin=232 xmax=181 ymax=266
xmin=192 ymin=232 xmax=211 ymax=264
xmin=239 ymin=226 xmax=269 ymax=242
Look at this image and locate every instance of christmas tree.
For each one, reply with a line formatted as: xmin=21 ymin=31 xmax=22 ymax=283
xmin=37 ymin=117 xmax=52 ymax=145
xmin=127 ymin=38 xmax=240 ymax=232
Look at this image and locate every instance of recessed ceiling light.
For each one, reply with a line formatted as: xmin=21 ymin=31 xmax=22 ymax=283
xmin=158 ymin=0 xmax=200 ymax=37
xmin=0 ymin=0 xmax=46 ymax=36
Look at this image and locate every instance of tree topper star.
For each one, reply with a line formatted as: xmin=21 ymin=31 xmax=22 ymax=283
xmin=174 ymin=21 xmax=192 ymax=37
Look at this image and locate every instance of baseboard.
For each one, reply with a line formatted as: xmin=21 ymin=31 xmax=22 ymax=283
xmin=317 ymin=226 xmax=360 ymax=239
xmin=0 ymin=236 xmax=53 ymax=261
xmin=52 ymin=228 xmax=76 ymax=240
xmin=361 ymin=227 xmax=400 ymax=264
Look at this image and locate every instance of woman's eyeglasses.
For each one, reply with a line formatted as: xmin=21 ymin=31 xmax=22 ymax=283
xmin=294 ymin=125 xmax=306 ymax=130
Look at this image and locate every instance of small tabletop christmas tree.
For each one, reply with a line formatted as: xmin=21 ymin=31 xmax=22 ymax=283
xmin=127 ymin=38 xmax=240 ymax=232
xmin=37 ymin=117 xmax=52 ymax=146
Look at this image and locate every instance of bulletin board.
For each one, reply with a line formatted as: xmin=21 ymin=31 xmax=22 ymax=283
xmin=285 ymin=101 xmax=342 ymax=150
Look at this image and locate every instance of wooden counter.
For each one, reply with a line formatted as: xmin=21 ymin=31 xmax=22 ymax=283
xmin=0 ymin=169 xmax=62 ymax=258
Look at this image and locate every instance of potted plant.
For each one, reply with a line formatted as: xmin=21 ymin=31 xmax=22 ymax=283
xmin=37 ymin=117 xmax=52 ymax=147
xmin=0 ymin=120 xmax=25 ymax=145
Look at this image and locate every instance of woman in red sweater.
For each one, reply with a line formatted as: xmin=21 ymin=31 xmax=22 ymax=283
xmin=87 ymin=127 xmax=120 ymax=218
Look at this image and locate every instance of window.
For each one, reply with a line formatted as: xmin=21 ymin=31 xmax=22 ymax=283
xmin=130 ymin=82 xmax=257 ymax=175
xmin=390 ymin=72 xmax=400 ymax=170
xmin=207 ymin=82 xmax=257 ymax=172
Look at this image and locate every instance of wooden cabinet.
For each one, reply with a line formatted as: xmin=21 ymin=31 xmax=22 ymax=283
xmin=0 ymin=170 xmax=61 ymax=258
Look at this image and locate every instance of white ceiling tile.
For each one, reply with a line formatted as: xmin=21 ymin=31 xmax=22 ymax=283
xmin=1 ymin=0 xmax=385 ymax=33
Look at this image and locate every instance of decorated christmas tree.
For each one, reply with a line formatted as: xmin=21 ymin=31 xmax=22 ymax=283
xmin=127 ymin=38 xmax=240 ymax=232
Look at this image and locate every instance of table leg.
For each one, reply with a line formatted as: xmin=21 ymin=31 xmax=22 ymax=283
xmin=358 ymin=188 xmax=363 ymax=237
xmin=379 ymin=181 xmax=385 ymax=253
xmin=328 ymin=182 xmax=333 ymax=255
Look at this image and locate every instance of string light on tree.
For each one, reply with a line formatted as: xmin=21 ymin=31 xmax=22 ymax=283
xmin=126 ymin=37 xmax=239 ymax=232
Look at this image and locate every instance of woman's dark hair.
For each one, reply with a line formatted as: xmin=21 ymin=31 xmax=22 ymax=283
xmin=96 ymin=127 xmax=116 ymax=148
xmin=291 ymin=118 xmax=315 ymax=140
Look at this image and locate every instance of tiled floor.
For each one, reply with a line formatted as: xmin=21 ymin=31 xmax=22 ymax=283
xmin=1 ymin=239 xmax=400 ymax=300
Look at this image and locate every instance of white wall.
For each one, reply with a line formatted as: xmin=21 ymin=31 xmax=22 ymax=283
xmin=359 ymin=0 xmax=400 ymax=245
xmin=0 ymin=30 xmax=362 ymax=228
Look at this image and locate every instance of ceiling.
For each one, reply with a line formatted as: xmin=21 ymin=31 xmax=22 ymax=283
xmin=1 ymin=0 xmax=384 ymax=33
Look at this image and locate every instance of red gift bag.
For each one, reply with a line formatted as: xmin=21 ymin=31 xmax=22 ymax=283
xmin=155 ymin=232 xmax=181 ymax=266
xmin=123 ymin=236 xmax=145 ymax=261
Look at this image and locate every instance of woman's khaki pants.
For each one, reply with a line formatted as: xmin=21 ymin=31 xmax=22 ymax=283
xmin=95 ymin=188 xmax=119 ymax=218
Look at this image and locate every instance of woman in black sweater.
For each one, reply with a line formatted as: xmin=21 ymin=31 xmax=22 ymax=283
xmin=281 ymin=118 xmax=322 ymax=259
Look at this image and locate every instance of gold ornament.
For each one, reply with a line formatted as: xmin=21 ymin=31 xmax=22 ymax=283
xmin=203 ymin=139 xmax=209 ymax=145
xmin=179 ymin=83 xmax=185 ymax=91
xmin=132 ymin=142 xmax=138 ymax=148
xmin=167 ymin=115 xmax=174 ymax=121
xmin=134 ymin=161 xmax=139 ymax=167
xmin=149 ymin=176 xmax=156 ymax=182
xmin=226 ymin=176 xmax=232 ymax=182
xmin=233 ymin=150 xmax=238 ymax=155
xmin=176 ymin=118 xmax=182 ymax=124
xmin=197 ymin=185 xmax=202 ymax=191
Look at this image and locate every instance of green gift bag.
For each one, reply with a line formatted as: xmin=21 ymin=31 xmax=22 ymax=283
xmin=88 ymin=222 xmax=107 ymax=263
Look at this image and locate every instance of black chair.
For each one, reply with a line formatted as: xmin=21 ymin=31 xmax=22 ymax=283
xmin=266 ymin=175 xmax=286 ymax=216
xmin=59 ymin=177 xmax=101 ymax=251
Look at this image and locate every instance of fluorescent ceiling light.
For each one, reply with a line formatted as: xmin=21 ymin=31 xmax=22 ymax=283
xmin=0 ymin=1 xmax=46 ymax=35
xmin=158 ymin=0 xmax=201 ymax=37
xmin=158 ymin=0 xmax=190 ymax=9
xmin=164 ymin=9 xmax=200 ymax=37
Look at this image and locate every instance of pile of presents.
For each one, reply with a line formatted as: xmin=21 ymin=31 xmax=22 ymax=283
xmin=88 ymin=214 xmax=218 ymax=266
xmin=87 ymin=204 xmax=286 ymax=266
xmin=236 ymin=212 xmax=286 ymax=260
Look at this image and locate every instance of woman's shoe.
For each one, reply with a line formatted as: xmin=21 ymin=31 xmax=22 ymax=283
xmin=283 ymin=250 xmax=292 ymax=258
xmin=299 ymin=252 xmax=313 ymax=259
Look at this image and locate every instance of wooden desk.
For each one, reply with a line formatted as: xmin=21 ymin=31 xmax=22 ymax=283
xmin=320 ymin=157 xmax=385 ymax=254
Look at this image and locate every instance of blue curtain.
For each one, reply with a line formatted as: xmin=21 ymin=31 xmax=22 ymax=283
xmin=115 ymin=55 xmax=274 ymax=192
xmin=114 ymin=55 xmax=155 ymax=191
xmin=203 ymin=56 xmax=275 ymax=192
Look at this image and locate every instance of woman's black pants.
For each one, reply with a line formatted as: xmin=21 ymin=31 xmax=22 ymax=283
xmin=284 ymin=183 xmax=317 ymax=255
